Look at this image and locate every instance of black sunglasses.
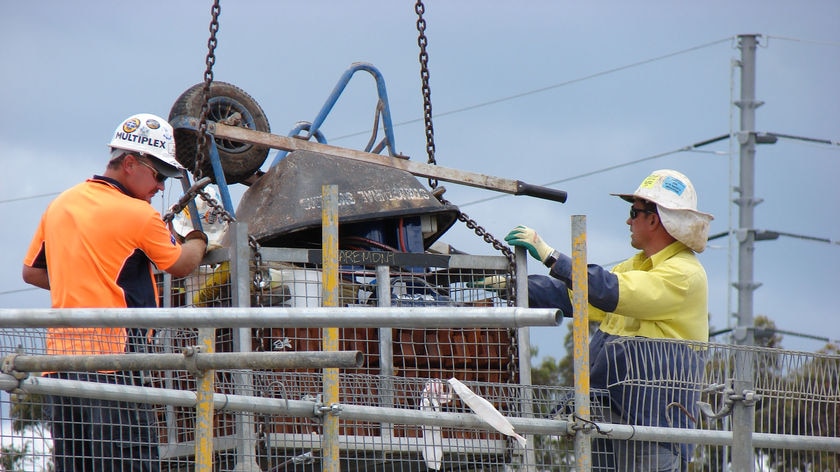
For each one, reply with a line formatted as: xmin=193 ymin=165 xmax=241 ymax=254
xmin=629 ymin=207 xmax=656 ymax=219
xmin=135 ymin=156 xmax=167 ymax=183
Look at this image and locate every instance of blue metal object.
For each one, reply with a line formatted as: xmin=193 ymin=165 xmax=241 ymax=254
xmin=271 ymin=62 xmax=399 ymax=167
xmin=168 ymin=114 xmax=237 ymax=218
xmin=205 ymin=138 xmax=235 ymax=216
xmin=269 ymin=122 xmax=328 ymax=168
xmin=178 ymin=169 xmax=204 ymax=231
xmin=172 ymin=62 xmax=402 ymax=222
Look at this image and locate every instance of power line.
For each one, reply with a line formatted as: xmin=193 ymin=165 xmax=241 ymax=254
xmin=331 ymin=37 xmax=735 ymax=141
xmin=0 ymin=287 xmax=42 ymax=296
xmin=458 ymin=134 xmax=730 ymax=208
xmin=0 ymin=191 xmax=61 ymax=205
xmin=765 ymin=35 xmax=840 ymax=48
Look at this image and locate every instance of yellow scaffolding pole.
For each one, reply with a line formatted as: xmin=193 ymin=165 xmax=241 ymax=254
xmin=322 ymin=185 xmax=341 ymax=472
xmin=571 ymin=215 xmax=592 ymax=471
xmin=194 ymin=327 xmax=216 ymax=471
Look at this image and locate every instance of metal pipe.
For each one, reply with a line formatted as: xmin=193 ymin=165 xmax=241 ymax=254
xmin=321 ymin=185 xmax=340 ymax=472
xmin=209 ymin=122 xmax=568 ymax=203
xmin=5 ymin=374 xmax=839 ymax=453
xmin=375 ymin=265 xmax=396 ymax=448
xmin=514 ymin=246 xmax=538 ymax=470
xmin=229 ymin=221 xmax=260 ymax=471
xmin=733 ymin=33 xmax=761 ymax=472
xmin=194 ymin=328 xmax=215 ymax=472
xmin=4 ymin=351 xmax=364 ymax=373
xmin=571 ymin=215 xmax=592 ymax=472
xmin=0 ymin=307 xmax=561 ymax=329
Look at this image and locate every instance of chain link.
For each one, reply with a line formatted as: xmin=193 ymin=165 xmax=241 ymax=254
xmin=167 ymin=1 xmax=235 ymax=227
xmin=249 ymin=234 xmax=270 ymax=302
xmin=414 ymin=0 xmax=437 ymax=189
xmin=414 ymin=1 xmax=515 ymax=281
xmin=197 ymin=188 xmax=235 ymax=224
xmin=414 ymin=0 xmax=519 ymax=389
xmin=194 ymin=0 xmax=221 ymax=181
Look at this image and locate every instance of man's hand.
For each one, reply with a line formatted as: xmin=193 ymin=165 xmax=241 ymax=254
xmin=505 ymin=225 xmax=556 ymax=264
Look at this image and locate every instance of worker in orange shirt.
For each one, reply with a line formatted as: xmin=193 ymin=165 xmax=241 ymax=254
xmin=22 ymin=113 xmax=208 ymax=471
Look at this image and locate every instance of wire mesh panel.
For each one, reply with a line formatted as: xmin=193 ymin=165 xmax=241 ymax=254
xmin=601 ymin=338 xmax=840 ymax=472
xmin=698 ymin=342 xmax=840 ymax=471
xmin=159 ymin=248 xmax=522 ymax=468
xmin=1 ymin=329 xmax=51 ymax=471
xmin=247 ymin=373 xmax=607 ymax=472
xmin=2 ymin=326 xmax=840 ymax=471
xmin=177 ymin=249 xmax=518 ymax=384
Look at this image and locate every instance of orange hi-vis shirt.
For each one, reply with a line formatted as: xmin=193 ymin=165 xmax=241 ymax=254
xmin=24 ymin=176 xmax=183 ymax=357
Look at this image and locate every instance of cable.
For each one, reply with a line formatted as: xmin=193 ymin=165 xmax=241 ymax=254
xmin=0 ymin=287 xmax=42 ymax=296
xmin=0 ymin=192 xmax=61 ymax=204
xmin=330 ymin=38 xmax=734 ymax=141
xmin=765 ymin=35 xmax=840 ymax=48
xmin=458 ymin=134 xmax=730 ymax=208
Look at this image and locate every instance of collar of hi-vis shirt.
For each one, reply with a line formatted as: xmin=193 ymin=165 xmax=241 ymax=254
xmin=629 ymin=240 xmax=691 ymax=271
xmin=90 ymin=175 xmax=131 ymax=197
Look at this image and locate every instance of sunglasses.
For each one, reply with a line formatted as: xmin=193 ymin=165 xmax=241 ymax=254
xmin=135 ymin=156 xmax=167 ymax=183
xmin=629 ymin=207 xmax=656 ymax=219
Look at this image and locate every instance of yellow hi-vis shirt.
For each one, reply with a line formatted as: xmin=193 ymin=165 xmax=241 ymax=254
xmin=593 ymin=241 xmax=709 ymax=342
xmin=23 ymin=176 xmax=183 ymax=357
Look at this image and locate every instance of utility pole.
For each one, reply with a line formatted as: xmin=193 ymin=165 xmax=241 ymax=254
xmin=731 ymin=33 xmax=762 ymax=472
xmin=733 ymin=34 xmax=761 ymax=347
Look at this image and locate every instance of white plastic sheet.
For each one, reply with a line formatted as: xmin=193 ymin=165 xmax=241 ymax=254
xmin=448 ymin=377 xmax=526 ymax=448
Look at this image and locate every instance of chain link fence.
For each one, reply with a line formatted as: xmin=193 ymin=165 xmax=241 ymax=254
xmin=2 ymin=243 xmax=838 ymax=471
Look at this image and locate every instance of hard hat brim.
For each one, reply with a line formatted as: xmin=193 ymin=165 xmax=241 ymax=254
xmin=611 ymin=193 xmax=637 ymax=204
xmin=148 ymin=157 xmax=184 ymax=179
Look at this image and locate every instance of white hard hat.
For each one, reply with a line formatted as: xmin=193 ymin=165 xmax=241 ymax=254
xmin=109 ymin=113 xmax=184 ymax=178
xmin=612 ymin=169 xmax=714 ymax=252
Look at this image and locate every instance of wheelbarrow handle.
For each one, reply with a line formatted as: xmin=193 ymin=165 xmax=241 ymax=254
xmin=516 ymin=182 xmax=568 ymax=203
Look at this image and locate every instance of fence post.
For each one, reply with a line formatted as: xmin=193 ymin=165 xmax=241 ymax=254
xmin=571 ymin=215 xmax=592 ymax=471
xmin=731 ymin=351 xmax=756 ymax=472
xmin=195 ymin=327 xmax=215 ymax=471
xmin=322 ymin=185 xmax=341 ymax=472
xmin=514 ymin=246 xmax=538 ymax=470
xmin=230 ymin=221 xmax=261 ymax=471
xmin=376 ymin=264 xmax=396 ymax=450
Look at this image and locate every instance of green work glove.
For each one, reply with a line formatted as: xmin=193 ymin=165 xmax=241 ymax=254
xmin=505 ymin=225 xmax=556 ymax=265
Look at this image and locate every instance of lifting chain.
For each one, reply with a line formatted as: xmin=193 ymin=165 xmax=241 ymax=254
xmin=413 ymin=1 xmax=519 ymax=392
xmin=414 ymin=0 xmax=437 ymax=189
xmin=170 ymin=1 xmax=235 ymax=225
xmin=162 ymin=176 xmax=236 ymax=225
xmin=250 ymin=235 xmax=268 ymax=296
xmin=193 ymin=0 xmax=221 ymax=181
xmin=196 ymin=187 xmax=236 ymax=224
xmin=414 ymin=0 xmax=516 ymax=297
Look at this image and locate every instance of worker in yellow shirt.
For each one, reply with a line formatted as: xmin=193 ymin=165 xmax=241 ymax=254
xmin=507 ymin=169 xmax=713 ymax=472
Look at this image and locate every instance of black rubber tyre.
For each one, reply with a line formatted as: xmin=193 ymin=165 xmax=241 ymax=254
xmin=169 ymin=81 xmax=270 ymax=184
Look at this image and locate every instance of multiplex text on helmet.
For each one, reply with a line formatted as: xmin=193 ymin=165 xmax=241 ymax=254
xmin=113 ymin=131 xmax=168 ymax=150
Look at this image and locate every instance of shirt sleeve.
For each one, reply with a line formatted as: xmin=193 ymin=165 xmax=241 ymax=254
xmin=24 ymin=214 xmax=48 ymax=269
xmin=138 ymin=210 xmax=182 ymax=271
xmin=549 ymin=253 xmax=620 ymax=313
xmin=526 ymin=275 xmax=573 ymax=316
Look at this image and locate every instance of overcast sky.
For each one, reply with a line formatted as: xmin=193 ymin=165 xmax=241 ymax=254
xmin=1 ymin=1 xmax=838 ymax=362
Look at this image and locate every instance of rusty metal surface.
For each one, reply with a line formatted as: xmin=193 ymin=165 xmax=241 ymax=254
xmin=235 ymin=150 xmax=459 ymax=247
xmin=210 ymin=122 xmax=567 ymax=202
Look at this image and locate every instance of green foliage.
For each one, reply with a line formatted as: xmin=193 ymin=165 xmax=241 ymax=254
xmin=9 ymin=393 xmax=44 ymax=433
xmin=0 ymin=442 xmax=30 ymax=472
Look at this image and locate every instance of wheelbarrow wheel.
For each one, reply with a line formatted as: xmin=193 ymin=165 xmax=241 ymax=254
xmin=169 ymin=81 xmax=270 ymax=184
